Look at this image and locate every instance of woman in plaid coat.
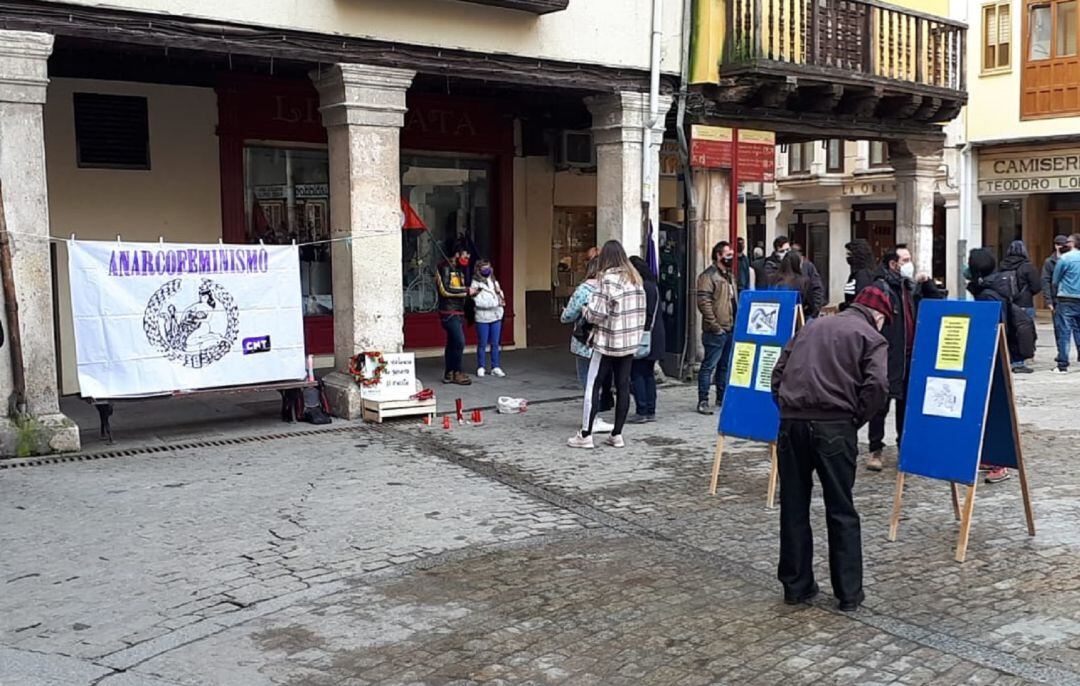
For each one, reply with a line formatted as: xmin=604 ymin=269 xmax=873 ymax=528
xmin=567 ymin=240 xmax=647 ymax=450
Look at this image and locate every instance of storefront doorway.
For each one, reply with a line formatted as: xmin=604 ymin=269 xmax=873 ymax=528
xmin=852 ymin=204 xmax=896 ymax=263
xmin=217 ymin=75 xmax=515 ymax=353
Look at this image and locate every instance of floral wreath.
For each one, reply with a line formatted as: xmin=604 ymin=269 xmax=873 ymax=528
xmin=349 ymin=351 xmax=388 ymax=388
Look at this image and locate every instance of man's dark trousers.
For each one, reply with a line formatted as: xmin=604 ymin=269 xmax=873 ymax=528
xmin=777 ymin=418 xmax=864 ymax=606
xmin=868 ymin=396 xmax=906 ymax=454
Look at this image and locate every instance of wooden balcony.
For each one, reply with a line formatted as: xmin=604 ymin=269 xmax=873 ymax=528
xmin=689 ymin=0 xmax=967 ymax=141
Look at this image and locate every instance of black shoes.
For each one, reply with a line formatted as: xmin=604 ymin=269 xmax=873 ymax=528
xmin=837 ymin=599 xmax=861 ymax=612
xmin=783 ymin=585 xmax=819 ymax=605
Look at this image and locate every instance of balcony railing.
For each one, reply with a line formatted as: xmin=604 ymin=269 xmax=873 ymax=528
xmin=723 ymin=0 xmax=965 ymax=92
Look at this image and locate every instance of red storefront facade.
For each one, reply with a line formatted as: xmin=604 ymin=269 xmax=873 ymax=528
xmin=215 ymin=74 xmax=516 ymax=353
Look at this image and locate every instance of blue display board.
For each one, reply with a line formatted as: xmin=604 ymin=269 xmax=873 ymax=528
xmin=898 ymin=300 xmax=1020 ymax=486
xmin=718 ymin=289 xmax=801 ymax=443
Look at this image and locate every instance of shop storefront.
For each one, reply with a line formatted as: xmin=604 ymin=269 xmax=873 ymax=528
xmin=979 ymin=143 xmax=1080 ymax=277
xmin=216 ymin=75 xmax=515 ymax=353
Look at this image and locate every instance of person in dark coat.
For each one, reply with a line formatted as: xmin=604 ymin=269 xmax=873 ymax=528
xmin=629 ymin=256 xmax=666 ymax=422
xmin=791 ymin=242 xmax=826 ymax=317
xmin=752 ymin=235 xmax=790 ymax=288
xmin=967 ymin=248 xmax=1037 ymax=484
xmin=771 ymin=286 xmax=890 ymax=613
xmin=770 ymin=251 xmax=821 ymax=319
xmin=736 ymin=237 xmax=751 ymax=292
xmin=865 ymin=245 xmax=943 ymax=471
xmin=1000 ymin=239 xmax=1042 ymax=318
xmin=842 ymin=239 xmax=877 ymax=308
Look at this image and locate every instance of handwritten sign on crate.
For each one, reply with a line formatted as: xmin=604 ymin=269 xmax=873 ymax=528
xmin=361 ymin=353 xmax=417 ymax=402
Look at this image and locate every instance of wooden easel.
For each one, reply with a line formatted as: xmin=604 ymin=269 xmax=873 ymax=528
xmin=888 ymin=325 xmax=1035 ymax=562
xmin=707 ymin=306 xmax=803 ymax=509
xmin=709 ymin=437 xmax=779 ymax=507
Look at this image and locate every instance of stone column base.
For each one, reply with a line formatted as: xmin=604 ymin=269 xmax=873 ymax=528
xmin=0 ymin=413 xmax=80 ymax=457
xmin=323 ymin=371 xmax=365 ymax=420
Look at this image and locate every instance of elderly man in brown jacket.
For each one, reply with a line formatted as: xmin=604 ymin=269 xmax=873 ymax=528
xmin=695 ymin=240 xmax=738 ymax=415
xmin=770 ymin=286 xmax=891 ymax=613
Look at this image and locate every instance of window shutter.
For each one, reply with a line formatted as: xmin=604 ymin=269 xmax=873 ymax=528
xmin=73 ymin=93 xmax=150 ymax=170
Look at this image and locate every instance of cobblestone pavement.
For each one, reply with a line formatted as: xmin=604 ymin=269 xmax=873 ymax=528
xmin=2 ymin=349 xmax=1080 ymax=685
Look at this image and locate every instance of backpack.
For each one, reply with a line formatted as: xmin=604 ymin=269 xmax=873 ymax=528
xmin=1005 ymin=302 xmax=1036 ymax=361
xmin=983 ymin=270 xmax=1020 ymax=304
xmin=280 ymin=379 xmax=332 ymax=425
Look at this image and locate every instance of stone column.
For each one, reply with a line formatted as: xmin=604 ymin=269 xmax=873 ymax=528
xmin=0 ymin=31 xmax=78 ymax=454
xmin=827 ymin=200 xmax=853 ymax=306
xmin=586 ymin=92 xmax=673 ymax=255
xmin=891 ymin=140 xmax=942 ymax=277
xmin=312 ymin=63 xmax=415 ymax=419
xmin=763 ymin=199 xmax=793 ymax=262
xmin=943 ymin=193 xmax=961 ymax=299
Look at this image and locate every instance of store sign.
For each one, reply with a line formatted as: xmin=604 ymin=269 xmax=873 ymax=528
xmin=67 ymin=240 xmax=305 ymax=398
xmin=979 ymin=147 xmax=1080 ymax=196
xmin=690 ymin=125 xmax=776 ymax=181
xmin=295 ymin=183 xmax=329 ymax=199
xmin=843 ymin=180 xmax=898 ymax=197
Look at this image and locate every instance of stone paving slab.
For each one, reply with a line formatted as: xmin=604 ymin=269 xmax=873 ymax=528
xmin=124 ymin=534 xmax=1047 ymax=686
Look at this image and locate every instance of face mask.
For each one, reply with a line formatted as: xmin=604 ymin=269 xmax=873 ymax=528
xmin=457 ymin=257 xmax=469 ymax=267
xmin=721 ymin=255 xmax=733 ymax=265
xmin=480 ymin=267 xmax=493 ymax=277
xmin=777 ymin=249 xmax=790 ymax=259
xmin=1061 ymin=246 xmax=1071 ymax=254
xmin=899 ymin=262 xmax=915 ymax=279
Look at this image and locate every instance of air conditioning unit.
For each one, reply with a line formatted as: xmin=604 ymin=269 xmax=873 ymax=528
xmin=557 ymin=130 xmax=596 ymax=169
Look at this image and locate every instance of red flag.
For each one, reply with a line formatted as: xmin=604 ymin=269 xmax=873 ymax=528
xmin=401 ymin=197 xmax=427 ymax=231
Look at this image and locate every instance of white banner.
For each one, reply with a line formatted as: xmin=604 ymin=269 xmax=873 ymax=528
xmin=68 ymin=240 xmax=306 ymax=398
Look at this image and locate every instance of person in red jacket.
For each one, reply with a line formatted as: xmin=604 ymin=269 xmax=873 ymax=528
xmin=771 ymin=286 xmax=890 ymax=612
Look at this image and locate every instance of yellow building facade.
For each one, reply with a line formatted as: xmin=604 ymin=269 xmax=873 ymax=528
xmin=964 ymin=0 xmax=1080 ymax=294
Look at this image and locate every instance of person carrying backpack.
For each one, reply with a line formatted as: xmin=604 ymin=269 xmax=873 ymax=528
xmin=966 ymin=248 xmax=1036 ymax=483
xmin=1000 ymin=240 xmax=1041 ymax=373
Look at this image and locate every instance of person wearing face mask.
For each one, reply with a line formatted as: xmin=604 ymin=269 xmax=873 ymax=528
xmin=864 ymin=245 xmax=943 ymax=472
xmin=1000 ymin=240 xmax=1041 ymax=373
xmin=695 ymin=241 xmax=738 ymax=415
xmin=770 ymin=285 xmax=890 ymax=613
xmin=751 ymin=235 xmax=790 ymax=289
xmin=470 ymin=259 xmax=507 ymax=378
xmin=436 ymin=244 xmax=476 ymax=386
xmin=841 ymin=238 xmax=877 ymax=309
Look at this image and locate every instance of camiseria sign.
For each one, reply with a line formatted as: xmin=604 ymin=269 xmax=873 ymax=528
xmin=67 ymin=240 xmax=306 ymax=398
xmin=979 ymin=147 xmax=1080 ymax=196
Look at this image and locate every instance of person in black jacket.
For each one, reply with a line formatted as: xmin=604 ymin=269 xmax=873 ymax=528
xmin=771 ymin=251 xmax=821 ymax=319
xmin=842 ymin=239 xmax=877 ymax=308
xmin=967 ymin=248 xmax=1037 ymax=484
xmin=752 ymin=235 xmax=790 ymax=288
xmin=1001 ymin=239 xmax=1042 ymax=317
xmin=436 ymin=244 xmax=476 ymax=386
xmin=865 ymin=245 xmax=943 ymax=472
xmin=792 ymin=242 xmax=826 ymax=316
xmin=629 ymin=256 xmax=666 ymax=423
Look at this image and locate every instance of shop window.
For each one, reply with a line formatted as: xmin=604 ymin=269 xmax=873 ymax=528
xmin=982 ymin=3 xmax=1013 ymax=72
xmin=73 ymin=93 xmax=150 ymax=169
xmin=243 ymin=146 xmax=332 ymax=318
xmin=788 ymin=142 xmax=814 ymax=174
xmin=401 ymin=154 xmax=493 ymax=314
xmin=826 ymin=139 xmax=844 ymax=173
xmin=1022 ymin=0 xmax=1080 ymax=117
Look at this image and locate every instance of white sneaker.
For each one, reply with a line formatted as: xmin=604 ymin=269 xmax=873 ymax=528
xmin=1051 ymin=367 xmax=1069 ymax=374
xmin=567 ymin=432 xmax=594 ymax=449
xmin=476 ymin=368 xmax=486 ymax=377
xmin=491 ymin=367 xmax=506 ymax=378
xmin=605 ymin=434 xmax=625 ymax=448
xmin=593 ymin=418 xmax=615 ymax=433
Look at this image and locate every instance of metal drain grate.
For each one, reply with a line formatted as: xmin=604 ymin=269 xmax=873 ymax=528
xmin=0 ymin=424 xmax=369 ymax=470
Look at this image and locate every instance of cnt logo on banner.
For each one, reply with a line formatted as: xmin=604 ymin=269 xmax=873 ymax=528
xmin=67 ymin=240 xmax=306 ymax=398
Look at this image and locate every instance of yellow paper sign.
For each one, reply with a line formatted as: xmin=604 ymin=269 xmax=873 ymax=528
xmin=729 ymin=341 xmax=756 ymax=388
xmin=936 ymin=316 xmax=970 ymax=371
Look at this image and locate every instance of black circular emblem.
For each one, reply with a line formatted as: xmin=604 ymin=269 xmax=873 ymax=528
xmin=143 ymin=278 xmax=240 ymax=369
